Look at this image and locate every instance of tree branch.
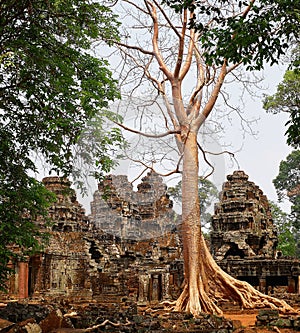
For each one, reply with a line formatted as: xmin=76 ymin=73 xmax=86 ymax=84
xmin=195 ymin=60 xmax=228 ymax=128
xmin=152 ymin=0 xmax=181 ymax=39
xmin=145 ymin=0 xmax=173 ymax=81
xmin=115 ymin=41 xmax=154 ymax=56
xmin=174 ymin=8 xmax=187 ymax=78
xmin=125 ymin=152 xmax=182 ymax=179
xmin=178 ymin=13 xmax=196 ymax=81
xmin=197 ymin=142 xmax=214 ymax=179
xmin=113 ymin=120 xmax=180 ymax=138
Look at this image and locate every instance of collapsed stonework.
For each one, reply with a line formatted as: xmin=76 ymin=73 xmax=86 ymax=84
xmin=3 ymin=173 xmax=183 ymax=304
xmin=2 ymin=170 xmax=300 ymax=305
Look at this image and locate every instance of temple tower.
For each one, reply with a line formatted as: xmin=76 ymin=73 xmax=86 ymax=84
xmin=211 ymin=170 xmax=278 ymax=261
xmin=89 ymin=171 xmax=178 ymax=240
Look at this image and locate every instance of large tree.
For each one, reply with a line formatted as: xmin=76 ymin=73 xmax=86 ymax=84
xmin=0 ymin=0 xmax=121 ymax=289
xmin=269 ymin=201 xmax=297 ymax=257
xmin=273 ymin=150 xmax=300 ymax=257
xmin=110 ymin=0 xmax=298 ymax=315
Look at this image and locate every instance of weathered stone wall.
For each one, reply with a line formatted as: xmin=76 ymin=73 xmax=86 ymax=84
xmin=211 ymin=170 xmax=300 ymax=294
xmin=211 ymin=170 xmax=278 ymax=260
xmin=3 ymin=174 xmax=183 ymax=303
xmin=41 ymin=177 xmax=90 ymax=232
xmin=89 ymin=172 xmax=179 ymax=240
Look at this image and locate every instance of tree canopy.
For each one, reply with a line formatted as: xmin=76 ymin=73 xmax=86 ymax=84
xmin=273 ymin=150 xmax=300 ymax=254
xmin=0 ymin=0 xmax=121 ymax=289
xmin=263 ymin=66 xmax=300 ymax=148
xmin=163 ymin=0 xmax=300 ymax=70
xmin=0 ymin=0 xmax=121 ymax=176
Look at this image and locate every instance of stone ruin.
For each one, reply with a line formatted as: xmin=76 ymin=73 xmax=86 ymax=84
xmin=211 ymin=170 xmax=300 ymax=295
xmin=1 ymin=170 xmax=300 ymax=305
xmin=211 ymin=170 xmax=278 ymax=260
xmin=3 ymin=172 xmax=183 ymax=304
xmin=89 ymin=172 xmax=179 ymax=240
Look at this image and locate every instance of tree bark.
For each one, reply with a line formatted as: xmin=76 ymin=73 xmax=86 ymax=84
xmin=175 ymin=132 xmax=296 ymax=316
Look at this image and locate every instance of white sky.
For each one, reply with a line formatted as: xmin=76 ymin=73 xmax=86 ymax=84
xmin=75 ymin=63 xmax=292 ymax=215
xmin=222 ymin=65 xmax=291 ymax=206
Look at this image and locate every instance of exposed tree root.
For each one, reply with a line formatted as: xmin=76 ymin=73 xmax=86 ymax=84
xmin=173 ymin=234 xmax=298 ymax=317
xmin=82 ymin=318 xmax=132 ymax=332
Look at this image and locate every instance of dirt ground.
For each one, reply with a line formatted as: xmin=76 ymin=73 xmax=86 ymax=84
xmin=224 ymin=310 xmax=257 ymax=326
xmin=224 ymin=309 xmax=299 ymax=333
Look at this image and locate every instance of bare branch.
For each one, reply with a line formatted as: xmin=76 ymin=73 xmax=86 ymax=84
xmin=145 ymin=0 xmax=173 ymax=81
xmin=227 ymin=61 xmax=242 ymax=74
xmin=116 ymin=41 xmax=154 ymax=56
xmin=113 ymin=120 xmax=180 ymax=138
xmin=130 ymin=166 xmax=150 ymax=184
xmin=125 ymin=152 xmax=182 ymax=179
xmin=123 ymin=0 xmax=149 ymax=14
xmin=152 ymin=0 xmax=181 ymax=39
xmin=174 ymin=8 xmax=187 ymax=78
xmin=195 ymin=60 xmax=228 ymax=128
xmin=204 ymin=149 xmax=240 ymax=170
xmin=161 ymin=80 xmax=179 ymax=128
xmin=143 ymin=55 xmax=166 ymax=94
xmin=197 ymin=142 xmax=214 ymax=179
xmin=187 ymin=33 xmax=205 ymax=118
xmin=178 ymin=13 xmax=196 ymax=81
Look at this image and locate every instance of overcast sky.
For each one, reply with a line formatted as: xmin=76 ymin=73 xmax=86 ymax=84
xmin=74 ymin=63 xmax=292 ymax=215
xmin=221 ymin=65 xmax=291 ymax=206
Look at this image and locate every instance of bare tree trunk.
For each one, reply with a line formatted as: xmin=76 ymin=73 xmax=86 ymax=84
xmin=175 ymin=131 xmax=222 ymax=315
xmin=179 ymin=131 xmax=202 ymax=314
xmin=175 ymin=131 xmax=296 ymax=316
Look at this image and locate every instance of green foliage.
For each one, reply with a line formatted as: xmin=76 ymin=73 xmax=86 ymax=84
xmin=168 ymin=177 xmax=218 ymax=228
xmin=73 ymin=119 xmax=126 ymax=190
xmin=163 ymin=0 xmax=299 ymax=70
xmin=269 ymin=201 xmax=297 ymax=257
xmin=273 ymin=151 xmax=300 ymax=257
xmin=263 ymin=67 xmax=300 ymax=148
xmin=0 ymin=174 xmax=56 ymax=290
xmin=0 ymin=0 xmax=120 ymax=176
xmin=273 ymin=150 xmax=300 ymax=220
xmin=0 ymin=0 xmax=121 ymax=289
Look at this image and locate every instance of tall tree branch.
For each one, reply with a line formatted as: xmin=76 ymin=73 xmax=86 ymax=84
xmin=152 ymin=0 xmax=181 ymax=39
xmin=174 ymin=8 xmax=187 ymax=78
xmin=178 ymin=13 xmax=196 ymax=81
xmin=195 ymin=60 xmax=227 ymax=128
xmin=145 ymin=0 xmax=173 ymax=81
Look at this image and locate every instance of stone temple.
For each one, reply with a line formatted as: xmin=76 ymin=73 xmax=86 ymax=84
xmin=211 ymin=170 xmax=277 ymax=260
xmin=89 ymin=172 xmax=179 ymax=240
xmin=1 ymin=171 xmax=300 ymax=303
xmin=212 ymin=171 xmax=300 ymax=294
